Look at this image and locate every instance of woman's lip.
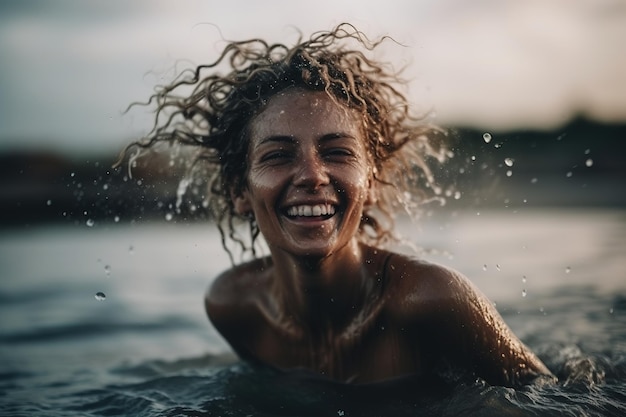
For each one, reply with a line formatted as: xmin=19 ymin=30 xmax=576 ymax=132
xmin=285 ymin=215 xmax=333 ymax=223
xmin=282 ymin=212 xmax=337 ymax=228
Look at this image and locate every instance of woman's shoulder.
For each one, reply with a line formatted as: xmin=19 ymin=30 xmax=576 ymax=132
xmin=205 ymin=257 xmax=271 ymax=312
xmin=204 ymin=258 xmax=273 ymax=360
xmin=383 ymin=252 xmax=476 ymax=316
xmin=386 ymin=253 xmax=466 ymax=291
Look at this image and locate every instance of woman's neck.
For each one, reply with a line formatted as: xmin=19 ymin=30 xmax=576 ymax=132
xmin=268 ymin=242 xmax=384 ymax=336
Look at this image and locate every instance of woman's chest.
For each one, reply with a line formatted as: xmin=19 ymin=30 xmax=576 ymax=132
xmin=250 ymin=321 xmax=424 ymax=383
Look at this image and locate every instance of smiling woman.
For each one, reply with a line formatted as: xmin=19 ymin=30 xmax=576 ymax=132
xmin=118 ymin=23 xmax=555 ymax=388
xmin=237 ymin=90 xmax=371 ymax=260
xmin=119 ymin=24 xmax=449 ymax=259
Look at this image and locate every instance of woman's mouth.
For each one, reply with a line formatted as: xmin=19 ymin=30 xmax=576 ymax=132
xmin=285 ymin=203 xmax=336 ymax=219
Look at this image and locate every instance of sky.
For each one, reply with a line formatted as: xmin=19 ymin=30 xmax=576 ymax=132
xmin=1 ymin=0 xmax=625 ymax=155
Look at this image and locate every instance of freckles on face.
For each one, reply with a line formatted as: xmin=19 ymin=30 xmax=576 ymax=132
xmin=241 ymin=89 xmax=373 ymax=256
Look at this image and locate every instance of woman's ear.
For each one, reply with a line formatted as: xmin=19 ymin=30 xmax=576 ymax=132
xmin=364 ymin=168 xmax=378 ymax=207
xmin=231 ymin=188 xmax=252 ymax=216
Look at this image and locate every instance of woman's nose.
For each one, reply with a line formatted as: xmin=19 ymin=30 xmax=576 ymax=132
xmin=293 ymin=153 xmax=330 ymax=189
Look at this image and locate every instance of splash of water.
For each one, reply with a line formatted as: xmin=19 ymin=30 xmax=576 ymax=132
xmin=175 ymin=178 xmax=191 ymax=213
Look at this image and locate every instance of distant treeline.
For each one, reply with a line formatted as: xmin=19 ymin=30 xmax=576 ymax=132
xmin=1 ymin=119 xmax=625 ymax=229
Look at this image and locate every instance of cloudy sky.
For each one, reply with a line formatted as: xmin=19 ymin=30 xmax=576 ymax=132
xmin=1 ymin=0 xmax=625 ymax=155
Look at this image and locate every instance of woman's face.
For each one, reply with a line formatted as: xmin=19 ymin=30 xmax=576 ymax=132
xmin=235 ymin=89 xmax=372 ymax=259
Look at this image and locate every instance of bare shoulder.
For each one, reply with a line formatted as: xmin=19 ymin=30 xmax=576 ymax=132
xmin=385 ymin=253 xmax=555 ymax=385
xmin=205 ymin=257 xmax=271 ymax=323
xmin=384 ymin=254 xmax=476 ymax=316
xmin=208 ymin=257 xmax=270 ymax=297
xmin=204 ymin=258 xmax=273 ymax=362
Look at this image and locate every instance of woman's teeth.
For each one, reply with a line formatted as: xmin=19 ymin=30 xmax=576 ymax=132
xmin=286 ymin=204 xmax=335 ymax=217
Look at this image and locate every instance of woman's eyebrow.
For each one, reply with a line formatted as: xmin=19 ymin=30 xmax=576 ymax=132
xmin=319 ymin=132 xmax=359 ymax=143
xmin=255 ymin=135 xmax=297 ymax=147
xmin=255 ymin=132 xmax=358 ymax=148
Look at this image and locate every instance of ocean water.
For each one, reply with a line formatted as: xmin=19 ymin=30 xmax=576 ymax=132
xmin=1 ymin=209 xmax=625 ymax=416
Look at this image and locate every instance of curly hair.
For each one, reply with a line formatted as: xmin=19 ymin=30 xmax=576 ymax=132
xmin=119 ymin=23 xmax=450 ymax=261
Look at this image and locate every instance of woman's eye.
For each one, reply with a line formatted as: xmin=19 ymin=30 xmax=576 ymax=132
xmin=260 ymin=150 xmax=291 ymax=163
xmin=325 ymin=148 xmax=355 ymax=159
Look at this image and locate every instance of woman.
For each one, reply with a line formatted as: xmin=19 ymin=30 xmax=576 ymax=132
xmin=122 ymin=24 xmax=554 ymax=387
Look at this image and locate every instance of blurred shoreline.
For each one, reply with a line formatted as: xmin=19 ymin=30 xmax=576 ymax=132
xmin=1 ymin=119 xmax=625 ymax=229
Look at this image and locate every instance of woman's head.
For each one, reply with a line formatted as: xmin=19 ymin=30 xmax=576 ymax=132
xmin=235 ymin=88 xmax=373 ymax=260
xmin=123 ymin=23 xmax=449 ymax=260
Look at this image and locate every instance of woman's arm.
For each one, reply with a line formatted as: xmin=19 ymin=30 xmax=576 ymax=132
xmin=393 ymin=258 xmax=556 ymax=387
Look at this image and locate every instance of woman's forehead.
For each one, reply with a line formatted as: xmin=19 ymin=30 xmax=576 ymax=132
xmin=250 ymin=89 xmax=362 ymax=138
xmin=262 ymin=89 xmax=347 ymax=113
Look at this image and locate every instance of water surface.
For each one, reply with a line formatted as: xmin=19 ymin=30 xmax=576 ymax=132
xmin=1 ymin=209 xmax=625 ymax=416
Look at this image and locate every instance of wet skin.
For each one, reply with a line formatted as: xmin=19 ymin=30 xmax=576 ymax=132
xmin=205 ymin=89 xmax=554 ymax=386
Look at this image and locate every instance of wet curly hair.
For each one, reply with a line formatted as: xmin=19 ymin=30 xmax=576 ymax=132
xmin=120 ymin=23 xmax=450 ymax=261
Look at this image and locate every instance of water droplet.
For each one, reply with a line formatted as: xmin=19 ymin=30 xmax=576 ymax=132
xmin=504 ymin=158 xmax=514 ymax=167
xmin=337 ymin=411 xmax=345 ymax=416
xmin=114 ymin=215 xmax=120 ymax=223
xmin=506 ymin=170 xmax=513 ymax=177
xmin=482 ymin=133 xmax=492 ymax=143
xmin=496 ymin=264 xmax=501 ymax=271
xmin=165 ymin=213 xmax=174 ymax=221
xmin=104 ymin=265 xmax=111 ymax=276
xmin=584 ymin=148 xmax=591 ymax=155
xmin=102 ymin=183 xmax=109 ymax=190
xmin=566 ymin=171 xmax=573 ymax=178
xmin=129 ymin=245 xmax=134 ymax=255
xmin=521 ymin=289 xmax=527 ymax=297
xmin=454 ymin=191 xmax=461 ymax=200
xmin=86 ymin=219 xmax=95 ymax=227
xmin=565 ymin=266 xmax=571 ymax=274
xmin=471 ymin=155 xmax=476 ymax=161
xmin=531 ymin=178 xmax=538 ymax=184
xmin=609 ymin=308 xmax=614 ymax=315
xmin=585 ymin=158 xmax=593 ymax=167
xmin=522 ymin=275 xmax=527 ymax=283
xmin=95 ymin=292 xmax=106 ymax=301
xmin=46 ymin=199 xmax=52 ymax=206
xmin=483 ymin=264 xmax=487 ymax=271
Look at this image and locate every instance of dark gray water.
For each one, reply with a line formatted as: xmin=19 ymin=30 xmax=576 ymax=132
xmin=1 ymin=209 xmax=625 ymax=416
